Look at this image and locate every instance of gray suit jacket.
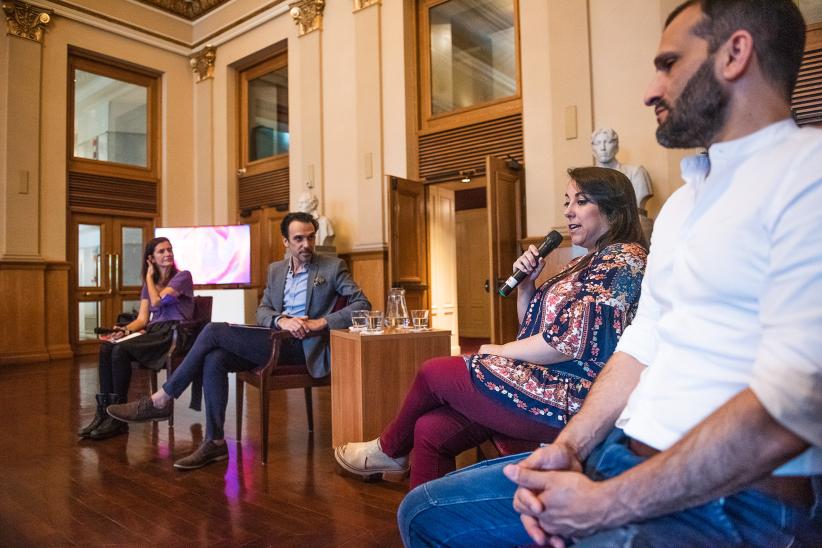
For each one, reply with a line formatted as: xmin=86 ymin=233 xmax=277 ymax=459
xmin=255 ymin=254 xmax=370 ymax=378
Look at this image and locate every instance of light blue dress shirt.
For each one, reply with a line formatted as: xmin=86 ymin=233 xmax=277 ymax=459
xmin=282 ymin=261 xmax=309 ymax=318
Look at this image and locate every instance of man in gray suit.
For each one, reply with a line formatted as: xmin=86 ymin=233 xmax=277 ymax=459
xmin=108 ymin=211 xmax=370 ymax=470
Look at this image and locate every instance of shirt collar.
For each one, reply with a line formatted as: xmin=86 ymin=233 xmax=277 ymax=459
xmin=287 ymin=255 xmax=313 ymax=276
xmin=679 ymin=118 xmax=798 ymax=189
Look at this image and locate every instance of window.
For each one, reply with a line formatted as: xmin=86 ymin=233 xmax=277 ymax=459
xmin=240 ymin=52 xmax=289 ymax=176
xmin=419 ymin=0 xmax=520 ymax=129
xmin=74 ymin=70 xmax=148 ymax=166
xmin=68 ymin=49 xmax=160 ymax=180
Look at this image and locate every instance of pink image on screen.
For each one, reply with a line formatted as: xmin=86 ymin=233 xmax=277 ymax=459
xmin=155 ymin=225 xmax=251 ymax=285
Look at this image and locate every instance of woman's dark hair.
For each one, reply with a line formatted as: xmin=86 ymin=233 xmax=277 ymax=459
xmin=568 ymin=166 xmax=648 ymax=251
xmin=545 ymin=167 xmax=647 ymax=285
xmin=141 ymin=237 xmax=178 ymax=287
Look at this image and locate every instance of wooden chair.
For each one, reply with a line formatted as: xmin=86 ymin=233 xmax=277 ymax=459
xmin=148 ymin=295 xmax=213 ymax=426
xmin=235 ymin=330 xmax=331 ymax=463
xmin=477 ymin=433 xmax=556 ymax=461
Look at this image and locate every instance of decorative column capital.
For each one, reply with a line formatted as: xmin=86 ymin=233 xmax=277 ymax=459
xmin=2 ymin=0 xmax=52 ymax=43
xmin=189 ymin=45 xmax=216 ymax=83
xmin=353 ymin=0 xmax=380 ymax=12
xmin=289 ymin=0 xmax=324 ymax=37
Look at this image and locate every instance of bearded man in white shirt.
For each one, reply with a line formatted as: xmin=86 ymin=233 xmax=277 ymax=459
xmin=397 ymin=1 xmax=822 ymax=546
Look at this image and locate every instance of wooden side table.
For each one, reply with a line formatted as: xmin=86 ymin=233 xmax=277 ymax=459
xmin=330 ymin=328 xmax=451 ymax=447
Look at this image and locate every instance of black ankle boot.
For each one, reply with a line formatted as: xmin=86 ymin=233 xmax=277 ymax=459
xmin=89 ymin=394 xmax=129 ymax=440
xmin=78 ymin=393 xmax=108 ymax=438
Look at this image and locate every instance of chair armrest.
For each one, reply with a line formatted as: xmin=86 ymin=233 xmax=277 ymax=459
xmin=258 ymin=329 xmax=324 ymax=378
xmin=167 ymin=319 xmax=210 ymax=358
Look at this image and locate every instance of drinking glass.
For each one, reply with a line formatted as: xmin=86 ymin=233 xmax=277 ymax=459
xmin=351 ymin=310 xmax=368 ymax=331
xmin=366 ymin=311 xmax=385 ymax=333
xmin=411 ymin=309 xmax=429 ymax=330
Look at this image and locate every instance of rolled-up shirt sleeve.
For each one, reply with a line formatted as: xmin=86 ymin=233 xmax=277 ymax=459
xmin=750 ymin=172 xmax=822 ymax=446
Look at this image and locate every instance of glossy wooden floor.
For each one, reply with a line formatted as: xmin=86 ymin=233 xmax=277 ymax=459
xmin=0 ymin=356 xmax=408 ymax=546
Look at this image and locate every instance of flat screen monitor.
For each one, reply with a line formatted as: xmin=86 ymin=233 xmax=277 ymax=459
xmin=154 ymin=225 xmax=251 ymax=285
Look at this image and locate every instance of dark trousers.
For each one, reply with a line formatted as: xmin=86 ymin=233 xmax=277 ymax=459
xmin=98 ymin=342 xmax=132 ymax=396
xmin=163 ymin=322 xmax=304 ymax=440
xmin=379 ymin=356 xmax=560 ymax=488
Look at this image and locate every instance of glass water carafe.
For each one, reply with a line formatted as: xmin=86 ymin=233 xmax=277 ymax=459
xmin=386 ymin=287 xmax=410 ymax=328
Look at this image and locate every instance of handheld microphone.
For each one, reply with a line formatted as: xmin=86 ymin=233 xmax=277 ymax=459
xmin=498 ymin=230 xmax=563 ymax=297
xmin=93 ymin=326 xmax=124 ymax=335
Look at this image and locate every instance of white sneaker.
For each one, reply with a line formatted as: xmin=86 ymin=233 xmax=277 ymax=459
xmin=334 ymin=438 xmax=409 ymax=482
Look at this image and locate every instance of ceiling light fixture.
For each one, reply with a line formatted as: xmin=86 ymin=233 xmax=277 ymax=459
xmin=459 ymin=169 xmax=474 ymax=183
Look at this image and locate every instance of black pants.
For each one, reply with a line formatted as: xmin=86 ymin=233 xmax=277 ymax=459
xmin=98 ymin=342 xmax=133 ymax=396
xmin=97 ymin=321 xmax=176 ymax=396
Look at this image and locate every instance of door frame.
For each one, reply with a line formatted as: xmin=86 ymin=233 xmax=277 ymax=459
xmin=68 ymin=212 xmax=154 ymax=355
xmin=387 ymin=155 xmax=525 ymax=345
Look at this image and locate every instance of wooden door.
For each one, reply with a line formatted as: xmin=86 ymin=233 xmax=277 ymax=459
xmin=486 ymin=156 xmax=525 ymax=344
xmin=247 ymin=206 xmax=287 ymax=297
xmin=427 ymin=185 xmax=459 ymax=353
xmin=70 ymin=213 xmax=153 ymax=354
xmin=388 ymin=176 xmax=429 ymax=310
xmin=456 ymin=208 xmax=490 ymax=337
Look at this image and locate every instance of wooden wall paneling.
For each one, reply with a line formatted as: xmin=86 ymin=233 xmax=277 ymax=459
xmin=418 ymin=114 xmax=524 ymax=180
xmin=237 ymin=167 xmax=289 ymax=211
xmin=0 ymin=263 xmax=49 ymax=365
xmin=45 ymin=263 xmax=73 ymax=360
xmin=246 ymin=208 xmax=263 ymax=289
xmin=245 ymin=207 xmax=287 ymax=297
xmin=342 ymin=249 xmax=387 ymax=312
xmin=792 ymin=23 xmax=822 ymax=128
xmin=68 ymin=172 xmax=158 ymax=214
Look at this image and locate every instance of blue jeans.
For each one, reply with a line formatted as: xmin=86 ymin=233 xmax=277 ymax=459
xmin=398 ymin=429 xmax=822 ymax=547
xmin=163 ymin=322 xmax=304 ymax=440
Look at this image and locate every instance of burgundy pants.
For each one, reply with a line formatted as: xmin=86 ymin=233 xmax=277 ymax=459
xmin=379 ymin=356 xmax=559 ymax=488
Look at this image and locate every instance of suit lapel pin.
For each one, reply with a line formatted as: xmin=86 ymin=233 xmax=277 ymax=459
xmin=313 ymin=276 xmax=326 ymax=287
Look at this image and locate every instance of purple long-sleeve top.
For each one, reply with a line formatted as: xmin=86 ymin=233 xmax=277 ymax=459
xmin=140 ymin=270 xmax=195 ymax=324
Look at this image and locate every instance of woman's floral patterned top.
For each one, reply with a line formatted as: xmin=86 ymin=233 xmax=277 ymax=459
xmin=468 ymin=242 xmax=647 ymax=428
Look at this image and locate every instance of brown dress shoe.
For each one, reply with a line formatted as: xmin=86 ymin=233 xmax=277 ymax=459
xmin=107 ymin=396 xmax=172 ymax=423
xmin=173 ymin=440 xmax=228 ymax=470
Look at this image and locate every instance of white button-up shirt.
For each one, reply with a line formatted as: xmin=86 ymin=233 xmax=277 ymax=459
xmin=615 ymin=119 xmax=822 ymax=475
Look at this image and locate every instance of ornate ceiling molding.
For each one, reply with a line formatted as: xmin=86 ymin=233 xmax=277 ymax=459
xmin=189 ymin=45 xmax=216 ymax=82
xmin=132 ymin=0 xmax=231 ymax=21
xmin=353 ymin=0 xmax=379 ymax=12
xmin=289 ymin=0 xmax=323 ymax=36
xmin=2 ymin=0 xmax=52 ymax=43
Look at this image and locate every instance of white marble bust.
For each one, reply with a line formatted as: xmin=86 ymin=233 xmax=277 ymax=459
xmin=297 ymin=189 xmax=335 ymax=247
xmin=591 ymin=128 xmax=654 ymax=213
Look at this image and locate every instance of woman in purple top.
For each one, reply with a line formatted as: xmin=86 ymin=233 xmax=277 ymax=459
xmin=78 ymin=237 xmax=194 ymax=440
